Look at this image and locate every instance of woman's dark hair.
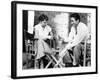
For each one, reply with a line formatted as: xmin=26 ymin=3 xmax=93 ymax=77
xmin=70 ymin=13 xmax=80 ymax=22
xmin=38 ymin=14 xmax=48 ymax=22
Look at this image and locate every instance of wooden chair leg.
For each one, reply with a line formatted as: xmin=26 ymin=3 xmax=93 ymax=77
xmin=45 ymin=60 xmax=52 ymax=69
xmin=34 ymin=58 xmax=37 ymax=69
xmin=40 ymin=60 xmax=44 ymax=69
xmin=83 ymin=40 xmax=87 ymax=66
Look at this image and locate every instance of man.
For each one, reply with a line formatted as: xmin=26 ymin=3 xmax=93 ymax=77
xmin=34 ymin=14 xmax=53 ymax=68
xmin=59 ymin=13 xmax=89 ymax=66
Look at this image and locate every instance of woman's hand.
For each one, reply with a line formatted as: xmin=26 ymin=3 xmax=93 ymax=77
xmin=47 ymin=36 xmax=53 ymax=39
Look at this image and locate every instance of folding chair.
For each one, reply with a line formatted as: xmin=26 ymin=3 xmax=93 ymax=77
xmin=53 ymin=49 xmax=69 ymax=68
xmin=44 ymin=39 xmax=64 ymax=68
xmin=45 ymin=49 xmax=64 ymax=68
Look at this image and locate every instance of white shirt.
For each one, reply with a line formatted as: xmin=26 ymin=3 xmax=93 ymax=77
xmin=67 ymin=22 xmax=89 ymax=47
xmin=34 ymin=24 xmax=52 ymax=40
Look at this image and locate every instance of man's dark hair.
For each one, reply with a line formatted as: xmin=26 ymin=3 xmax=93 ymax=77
xmin=70 ymin=13 xmax=80 ymax=22
xmin=38 ymin=14 xmax=48 ymax=22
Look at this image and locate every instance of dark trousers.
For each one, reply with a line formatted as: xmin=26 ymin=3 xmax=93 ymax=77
xmin=63 ymin=43 xmax=82 ymax=66
xmin=73 ymin=43 xmax=82 ymax=65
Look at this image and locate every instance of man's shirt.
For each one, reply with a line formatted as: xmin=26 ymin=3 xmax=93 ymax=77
xmin=67 ymin=22 xmax=89 ymax=47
